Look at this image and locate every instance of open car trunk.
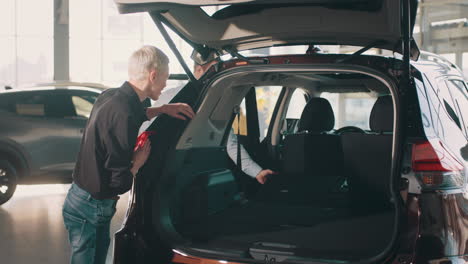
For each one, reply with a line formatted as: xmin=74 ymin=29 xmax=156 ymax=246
xmin=173 ymin=143 xmax=395 ymax=261
xmin=152 ymin=65 xmax=400 ymax=263
xmin=115 ymin=0 xmax=419 ymax=63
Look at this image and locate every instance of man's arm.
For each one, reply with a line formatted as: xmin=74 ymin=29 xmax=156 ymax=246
xmin=131 ymin=140 xmax=151 ymax=176
xmin=102 ymin=115 xmax=143 ymax=195
xmin=146 ymin=103 xmax=195 ymax=120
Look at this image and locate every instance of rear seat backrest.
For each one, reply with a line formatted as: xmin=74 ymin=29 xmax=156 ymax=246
xmin=283 ymin=98 xmax=343 ymax=189
xmin=297 ymin=97 xmax=335 ymax=133
xmin=369 ymin=95 xmax=394 ymax=134
xmin=341 ymin=95 xmax=394 ymax=207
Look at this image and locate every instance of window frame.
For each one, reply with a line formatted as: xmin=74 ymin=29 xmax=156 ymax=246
xmin=436 ymin=78 xmax=463 ymax=132
xmin=256 ymin=86 xmax=286 ymax=144
xmin=445 ymin=79 xmax=468 ymax=139
xmin=0 ymin=93 xmax=17 ymax=113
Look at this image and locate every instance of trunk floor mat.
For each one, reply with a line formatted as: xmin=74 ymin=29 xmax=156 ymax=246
xmin=177 ymin=204 xmax=395 ymax=261
xmin=177 ymin=200 xmax=393 ymax=241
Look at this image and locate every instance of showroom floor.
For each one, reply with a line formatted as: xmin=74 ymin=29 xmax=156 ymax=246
xmin=0 ymin=184 xmax=128 ymax=264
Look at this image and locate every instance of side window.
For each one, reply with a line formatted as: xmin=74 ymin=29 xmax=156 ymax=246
xmin=321 ymin=92 xmax=376 ymax=130
xmin=70 ymin=91 xmax=98 ymax=118
xmin=283 ymin=88 xmax=308 ymax=134
xmin=256 ymin=86 xmax=282 ymax=141
xmin=443 ymin=100 xmax=461 ymax=129
xmin=232 ymin=99 xmax=247 ymax=136
xmin=44 ymin=91 xmax=76 ymax=118
xmin=0 ymin=94 xmax=15 ymax=112
xmin=446 ymin=80 xmax=468 ymax=136
xmin=232 ymin=86 xmax=282 ymax=141
xmin=438 ymin=80 xmax=463 ymax=131
xmin=286 ymin=88 xmax=308 ymax=119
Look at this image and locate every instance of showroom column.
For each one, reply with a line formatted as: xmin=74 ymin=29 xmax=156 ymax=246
xmin=54 ymin=0 xmax=69 ymax=81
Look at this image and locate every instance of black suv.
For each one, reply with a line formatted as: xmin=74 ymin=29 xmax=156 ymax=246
xmin=112 ymin=1 xmax=468 ymax=263
xmin=0 ymin=82 xmax=104 ymax=204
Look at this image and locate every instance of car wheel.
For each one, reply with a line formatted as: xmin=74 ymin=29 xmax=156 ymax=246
xmin=0 ymin=160 xmax=18 ymax=205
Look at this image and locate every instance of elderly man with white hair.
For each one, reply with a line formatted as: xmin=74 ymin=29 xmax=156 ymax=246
xmin=62 ymin=45 xmax=194 ymax=264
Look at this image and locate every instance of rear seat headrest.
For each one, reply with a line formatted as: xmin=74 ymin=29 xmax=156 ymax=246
xmin=370 ymin=95 xmax=394 ymax=133
xmin=298 ymin=97 xmax=335 ymax=133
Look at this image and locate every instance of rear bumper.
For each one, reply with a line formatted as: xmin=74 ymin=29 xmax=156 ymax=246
xmin=415 ymin=192 xmax=468 ymax=263
xmin=425 ymin=255 xmax=468 ymax=264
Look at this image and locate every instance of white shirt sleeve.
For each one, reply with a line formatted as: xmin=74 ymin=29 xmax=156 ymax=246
xmin=226 ymin=130 xmax=263 ymax=178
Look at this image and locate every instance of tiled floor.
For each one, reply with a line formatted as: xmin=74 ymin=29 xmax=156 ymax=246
xmin=0 ymin=184 xmax=128 ymax=264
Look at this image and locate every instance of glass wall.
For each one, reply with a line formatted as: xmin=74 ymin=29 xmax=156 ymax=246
xmin=69 ymin=0 xmax=193 ymax=87
xmin=0 ymin=0 xmax=53 ymax=88
xmin=1 ymin=1 xmax=467 ymax=89
xmin=414 ymin=0 xmax=468 ymax=78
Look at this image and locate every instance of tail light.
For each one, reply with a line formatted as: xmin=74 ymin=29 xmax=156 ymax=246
xmin=412 ymin=139 xmax=466 ymax=190
xmin=134 ymin=131 xmax=156 ymax=151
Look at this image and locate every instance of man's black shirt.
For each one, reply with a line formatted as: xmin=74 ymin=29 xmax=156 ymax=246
xmin=73 ymin=82 xmax=148 ymax=199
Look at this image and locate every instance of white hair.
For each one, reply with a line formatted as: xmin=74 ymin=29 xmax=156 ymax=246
xmin=128 ymin=45 xmax=169 ymax=81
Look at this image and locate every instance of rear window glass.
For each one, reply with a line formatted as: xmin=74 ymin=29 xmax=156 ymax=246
xmin=233 ymin=86 xmax=282 ymax=140
xmin=321 ymin=92 xmax=377 ymax=130
xmin=286 ymin=88 xmax=308 ymax=119
xmin=15 ymin=93 xmax=47 ymax=117
xmin=16 ymin=104 xmax=45 ymax=116
xmin=256 ymin=86 xmax=282 ymax=140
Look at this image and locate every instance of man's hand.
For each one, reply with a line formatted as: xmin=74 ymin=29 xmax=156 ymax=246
xmin=146 ymin=103 xmax=195 ymax=120
xmin=255 ymin=169 xmax=277 ymax=184
xmin=131 ymin=140 xmax=151 ymax=176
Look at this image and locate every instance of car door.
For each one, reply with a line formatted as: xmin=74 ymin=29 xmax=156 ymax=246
xmin=39 ymin=90 xmax=85 ymax=180
xmin=114 ymin=80 xmax=203 ymax=263
xmin=3 ymin=90 xmax=76 ymax=180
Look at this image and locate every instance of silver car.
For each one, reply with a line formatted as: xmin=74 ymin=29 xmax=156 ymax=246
xmin=0 ymin=82 xmax=105 ymax=205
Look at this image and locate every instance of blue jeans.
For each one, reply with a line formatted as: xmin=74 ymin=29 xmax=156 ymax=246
xmin=62 ymin=183 xmax=117 ymax=264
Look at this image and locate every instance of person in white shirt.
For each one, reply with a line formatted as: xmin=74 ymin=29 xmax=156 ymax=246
xmin=195 ymin=59 xmax=277 ymax=184
xmin=141 ymin=57 xmax=276 ymax=184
